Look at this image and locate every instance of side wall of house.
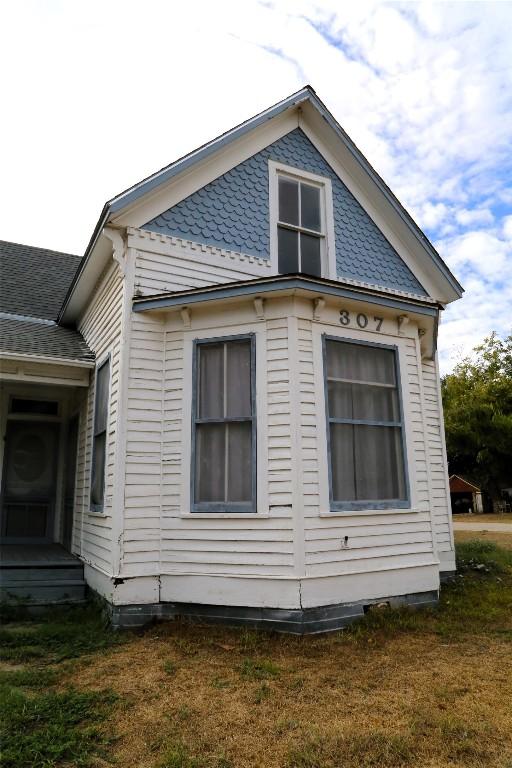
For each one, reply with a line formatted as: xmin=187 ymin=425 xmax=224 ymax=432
xmin=73 ymin=261 xmax=124 ymax=574
xmin=421 ymin=354 xmax=455 ymax=571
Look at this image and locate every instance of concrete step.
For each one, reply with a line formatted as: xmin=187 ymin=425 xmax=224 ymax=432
xmin=1 ymin=566 xmax=84 ymax=583
xmin=0 ymin=561 xmax=87 ymax=605
xmin=1 ymin=582 xmax=87 ymax=604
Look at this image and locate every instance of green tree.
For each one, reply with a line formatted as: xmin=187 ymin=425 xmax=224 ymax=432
xmin=441 ymin=332 xmax=512 ymax=499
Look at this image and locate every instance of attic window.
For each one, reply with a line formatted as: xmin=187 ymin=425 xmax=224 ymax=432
xmin=269 ymin=160 xmax=335 ymax=279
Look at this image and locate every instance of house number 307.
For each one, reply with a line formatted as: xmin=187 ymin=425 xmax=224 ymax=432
xmin=339 ymin=310 xmax=384 ymax=331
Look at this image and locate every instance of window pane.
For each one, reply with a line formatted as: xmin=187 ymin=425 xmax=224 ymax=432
xmin=198 ymin=343 xmax=223 ymax=418
xmin=278 ymin=178 xmax=299 ymax=225
xmin=328 ymin=381 xmax=399 ymax=422
xmin=226 ymin=341 xmax=251 ymax=417
xmin=227 ymin=422 xmax=252 ymax=502
xmin=195 ymin=423 xmax=225 ymax=502
xmin=328 ymin=381 xmax=353 ymax=419
xmin=91 ymin=432 xmax=106 ymax=506
xmin=278 ymin=226 xmax=299 ymax=273
xmin=330 ymin=423 xmax=356 ymax=501
xmin=354 ymin=425 xmax=406 ymax=500
xmin=326 ymin=341 xmax=396 ymax=385
xmin=94 ymin=360 xmax=110 ymax=434
xmin=352 ymin=384 xmax=399 ymax=421
xmin=300 ymin=184 xmax=321 ymax=231
xmin=300 ymin=233 xmax=321 ymax=277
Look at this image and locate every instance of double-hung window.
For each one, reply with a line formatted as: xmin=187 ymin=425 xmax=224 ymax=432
xmin=90 ymin=356 xmax=110 ymax=511
xmin=277 ymin=174 xmax=324 ymax=277
xmin=192 ymin=336 xmax=256 ymax=512
xmin=324 ymin=337 xmax=408 ymax=510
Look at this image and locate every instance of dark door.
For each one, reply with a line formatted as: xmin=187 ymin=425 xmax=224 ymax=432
xmin=1 ymin=421 xmax=59 ymax=542
xmin=63 ymin=415 xmax=79 ymax=551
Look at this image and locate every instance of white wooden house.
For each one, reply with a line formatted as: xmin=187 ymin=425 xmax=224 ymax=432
xmin=0 ymin=87 xmax=463 ymax=631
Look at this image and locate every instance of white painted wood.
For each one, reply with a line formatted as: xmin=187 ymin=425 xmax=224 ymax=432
xmin=73 ymin=260 xmax=124 ymax=573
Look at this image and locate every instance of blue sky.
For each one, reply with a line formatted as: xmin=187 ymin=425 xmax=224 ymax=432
xmin=1 ymin=0 xmax=510 ymax=372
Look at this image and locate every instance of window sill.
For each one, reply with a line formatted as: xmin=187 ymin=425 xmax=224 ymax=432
xmin=320 ymin=507 xmax=418 ymax=518
xmin=88 ymin=509 xmax=107 ymax=518
xmin=180 ymin=512 xmax=270 ymax=519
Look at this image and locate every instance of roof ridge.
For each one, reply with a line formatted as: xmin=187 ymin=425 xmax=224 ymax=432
xmin=0 ymin=238 xmax=80 ymax=260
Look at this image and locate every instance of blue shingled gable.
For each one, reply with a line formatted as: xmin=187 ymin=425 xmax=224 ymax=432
xmin=143 ymin=129 xmax=427 ymax=295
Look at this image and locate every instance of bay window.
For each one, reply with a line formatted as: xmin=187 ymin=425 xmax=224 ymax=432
xmin=192 ymin=335 xmax=256 ymax=512
xmin=324 ymin=337 xmax=408 ymax=510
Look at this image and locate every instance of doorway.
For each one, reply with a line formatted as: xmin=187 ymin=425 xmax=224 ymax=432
xmin=0 ymin=421 xmax=59 ymax=542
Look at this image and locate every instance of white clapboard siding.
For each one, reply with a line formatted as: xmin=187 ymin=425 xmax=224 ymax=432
xmin=141 ymin=313 xmax=297 ymax=578
xmin=121 ymin=310 xmax=164 ymax=570
xmin=73 ymin=263 xmax=124 ymax=572
xmin=135 ymin=247 xmax=267 ymax=296
xmin=422 ymin=358 xmax=453 ymax=551
xmin=302 ymin=323 xmax=435 ymax=577
xmin=266 ymin=318 xmax=293 ymax=511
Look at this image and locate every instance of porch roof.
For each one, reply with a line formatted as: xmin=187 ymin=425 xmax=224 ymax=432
xmin=0 ymin=240 xmax=93 ymax=365
xmin=0 ymin=313 xmax=94 ymax=364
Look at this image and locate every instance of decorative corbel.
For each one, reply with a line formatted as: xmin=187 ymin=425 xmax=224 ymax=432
xmin=180 ymin=307 xmax=191 ymax=328
xmin=418 ymin=328 xmax=426 ymax=338
xmin=397 ymin=314 xmax=410 ymax=334
xmin=253 ymin=297 xmax=265 ymax=320
xmin=104 ymin=227 xmax=127 ymax=276
xmin=313 ymin=297 xmax=325 ymax=321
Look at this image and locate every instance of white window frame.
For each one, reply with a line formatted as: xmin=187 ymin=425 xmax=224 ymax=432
xmin=268 ymin=160 xmax=336 ymax=280
xmin=191 ymin=334 xmax=257 ymax=514
xmin=90 ymin=353 xmax=111 ymax=514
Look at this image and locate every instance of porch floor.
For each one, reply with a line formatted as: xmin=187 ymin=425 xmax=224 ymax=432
xmin=0 ymin=543 xmax=79 ymax=568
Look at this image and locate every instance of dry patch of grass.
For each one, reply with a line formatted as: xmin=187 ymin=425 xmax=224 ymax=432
xmin=63 ymin=544 xmax=512 ymax=768
xmin=4 ymin=543 xmax=512 ymax=768
xmin=455 ymin=530 xmax=512 ymax=550
xmin=453 ymin=514 xmax=512 ymax=524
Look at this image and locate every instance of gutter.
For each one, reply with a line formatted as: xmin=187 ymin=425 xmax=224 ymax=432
xmin=0 ymin=351 xmax=95 ymax=368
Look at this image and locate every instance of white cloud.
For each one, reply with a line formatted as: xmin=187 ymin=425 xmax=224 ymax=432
xmin=455 ymin=208 xmax=494 ymax=227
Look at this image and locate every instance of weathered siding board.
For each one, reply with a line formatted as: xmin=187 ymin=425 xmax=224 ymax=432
xmin=266 ymin=318 xmax=294 ymax=513
xmin=422 ymin=357 xmax=454 ymax=554
xmin=135 ymin=249 xmax=266 ymax=296
xmin=73 ymin=264 xmax=124 ymax=572
xmin=121 ymin=310 xmax=164 ymax=570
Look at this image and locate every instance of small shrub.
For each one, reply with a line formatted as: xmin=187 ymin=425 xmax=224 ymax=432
xmin=252 ymin=682 xmax=271 ymax=704
xmin=239 ymin=658 xmax=280 ymax=680
xmin=163 ymin=660 xmax=177 ymax=676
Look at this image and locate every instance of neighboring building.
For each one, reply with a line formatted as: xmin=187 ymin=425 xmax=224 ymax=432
xmin=0 ymin=86 xmax=463 ymax=631
xmin=449 ymin=475 xmax=484 ymax=514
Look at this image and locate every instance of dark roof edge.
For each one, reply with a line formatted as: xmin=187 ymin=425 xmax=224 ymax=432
xmin=57 ymin=204 xmax=110 ymax=323
xmin=132 ymin=273 xmax=440 ymax=317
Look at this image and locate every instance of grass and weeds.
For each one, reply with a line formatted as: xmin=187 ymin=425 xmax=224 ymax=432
xmin=1 ymin=539 xmax=511 ymax=767
xmin=0 ymin=603 xmax=122 ymax=767
xmin=453 ymin=513 xmax=512 ymax=524
xmin=0 ymin=603 xmax=123 ymax=664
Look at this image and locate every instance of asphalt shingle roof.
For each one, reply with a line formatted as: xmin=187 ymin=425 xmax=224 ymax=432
xmin=0 ymin=316 xmax=95 ymax=362
xmin=0 ymin=240 xmax=94 ymax=363
xmin=0 ymin=239 xmax=82 ymax=321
